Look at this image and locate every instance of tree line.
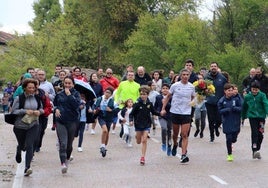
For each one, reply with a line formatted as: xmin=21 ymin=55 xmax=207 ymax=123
xmin=0 ymin=0 xmax=267 ymax=89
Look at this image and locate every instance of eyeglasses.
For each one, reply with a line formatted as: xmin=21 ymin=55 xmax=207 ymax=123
xmin=106 ymin=72 xmax=112 ymax=75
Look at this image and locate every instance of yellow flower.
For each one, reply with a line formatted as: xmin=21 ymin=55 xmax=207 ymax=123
xmin=193 ymin=81 xmax=199 ymax=87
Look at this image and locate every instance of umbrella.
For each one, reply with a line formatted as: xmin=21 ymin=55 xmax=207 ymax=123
xmin=74 ymin=78 xmax=96 ymax=101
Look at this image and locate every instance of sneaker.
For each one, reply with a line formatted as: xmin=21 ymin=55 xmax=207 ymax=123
xmin=140 ymin=157 xmax=145 ymax=165
xmin=200 ymin=132 xmax=203 ymax=138
xmin=77 ymin=147 xmax=83 ymax=152
xmin=253 ymin=151 xmax=261 ymax=159
xmin=167 ymin=145 xmax=172 ymax=156
xmin=100 ymin=147 xmax=107 ymax=157
xmin=24 ymin=168 xmax=32 ymax=176
xmin=194 ymin=130 xmax=200 ymax=137
xmin=171 ymin=144 xmax=178 ymax=156
xmin=161 ymin=144 xmax=167 ymax=152
xmin=180 ymin=154 xmax=189 ymax=163
xmin=61 ymin=163 xmax=68 ymax=174
xmin=15 ymin=146 xmax=22 ymax=163
xmin=127 ymin=143 xmax=133 ymax=147
xmin=90 ymin=129 xmax=95 ymax=135
xmin=35 ymin=147 xmax=40 ymax=152
xmin=69 ymin=155 xmax=74 ymax=161
xmin=111 ymin=130 xmax=116 ymax=134
xmin=215 ymin=129 xmax=220 ymax=137
xmin=227 ymin=154 xmax=233 ymax=162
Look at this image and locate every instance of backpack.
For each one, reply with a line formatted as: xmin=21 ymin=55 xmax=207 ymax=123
xmin=19 ymin=94 xmax=41 ymax=110
xmin=4 ymin=94 xmax=41 ymax=126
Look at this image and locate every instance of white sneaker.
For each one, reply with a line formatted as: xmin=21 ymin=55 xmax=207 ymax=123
xmin=127 ymin=143 xmax=133 ymax=147
xmin=77 ymin=147 xmax=83 ymax=152
xmin=90 ymin=129 xmax=95 ymax=135
xmin=69 ymin=155 xmax=74 ymax=161
xmin=111 ymin=130 xmax=116 ymax=134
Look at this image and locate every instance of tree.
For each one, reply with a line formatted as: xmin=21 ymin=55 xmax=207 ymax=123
xmin=123 ymin=13 xmax=168 ymax=71
xmin=29 ymin=0 xmax=62 ymax=31
xmin=164 ymin=13 xmax=213 ymax=71
xmin=209 ymin=43 xmax=257 ymax=88
xmin=212 ymin=0 xmax=268 ymax=67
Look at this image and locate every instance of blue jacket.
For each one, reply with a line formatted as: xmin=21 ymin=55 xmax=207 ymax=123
xmin=54 ymin=88 xmax=81 ymax=123
xmin=205 ymin=72 xmax=227 ymax=105
xmin=217 ymin=96 xmax=242 ymax=134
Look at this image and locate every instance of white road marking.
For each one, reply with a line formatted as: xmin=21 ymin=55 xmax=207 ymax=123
xmin=12 ymin=152 xmax=25 ymax=188
xmin=150 ymin=137 xmax=160 ymax=143
xmin=209 ymin=175 xmax=228 ymax=185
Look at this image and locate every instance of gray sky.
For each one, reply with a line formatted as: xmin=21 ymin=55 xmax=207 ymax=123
xmin=0 ymin=0 xmax=217 ymax=34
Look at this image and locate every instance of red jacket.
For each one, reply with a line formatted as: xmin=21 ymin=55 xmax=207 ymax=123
xmin=37 ymin=88 xmax=53 ymax=117
xmin=99 ymin=76 xmax=119 ymax=91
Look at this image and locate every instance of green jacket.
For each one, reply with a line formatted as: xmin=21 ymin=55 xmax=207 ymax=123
xmin=114 ymin=80 xmax=140 ymax=109
xmin=242 ymin=91 xmax=268 ymax=119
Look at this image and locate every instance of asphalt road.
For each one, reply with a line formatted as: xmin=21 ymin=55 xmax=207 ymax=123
xmin=1 ymin=114 xmax=268 ymax=188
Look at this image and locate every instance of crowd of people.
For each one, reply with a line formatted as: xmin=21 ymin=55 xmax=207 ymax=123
xmin=3 ymin=60 xmax=268 ymax=176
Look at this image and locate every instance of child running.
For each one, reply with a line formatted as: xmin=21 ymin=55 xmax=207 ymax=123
xmin=242 ymin=81 xmax=268 ymax=159
xmin=129 ymin=86 xmax=161 ymax=165
xmin=93 ymin=87 xmax=115 ymax=157
xmin=217 ymin=83 xmax=242 ymax=161
xmin=118 ymin=99 xmax=134 ymax=147
xmin=154 ymin=83 xmax=172 ymax=155
xmin=75 ymin=93 xmax=88 ymax=152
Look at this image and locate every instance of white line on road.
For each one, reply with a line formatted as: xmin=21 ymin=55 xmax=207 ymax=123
xmin=150 ymin=137 xmax=160 ymax=143
xmin=12 ymin=152 xmax=25 ymax=188
xmin=209 ymin=175 xmax=228 ymax=185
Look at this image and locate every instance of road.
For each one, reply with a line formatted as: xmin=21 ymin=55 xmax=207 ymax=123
xmin=0 ymin=114 xmax=268 ymax=188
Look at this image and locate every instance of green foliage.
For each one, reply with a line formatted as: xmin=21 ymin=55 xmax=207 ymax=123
xmin=1 ymin=0 xmax=266 ymax=85
xmin=164 ymin=13 xmax=213 ymax=71
xmin=29 ymin=0 xmax=62 ymax=31
xmin=213 ymin=0 xmax=268 ymax=55
xmin=209 ymin=43 xmax=257 ymax=88
xmin=123 ymin=13 xmax=168 ymax=71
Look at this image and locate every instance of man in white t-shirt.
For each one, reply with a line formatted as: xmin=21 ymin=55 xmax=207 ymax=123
xmin=161 ymin=69 xmax=195 ymax=163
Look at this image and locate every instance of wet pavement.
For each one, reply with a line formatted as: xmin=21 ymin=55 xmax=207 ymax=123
xmin=1 ymin=114 xmax=268 ymax=188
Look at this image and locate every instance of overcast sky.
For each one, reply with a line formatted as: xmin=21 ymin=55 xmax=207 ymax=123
xmin=0 ymin=0 xmax=218 ymax=34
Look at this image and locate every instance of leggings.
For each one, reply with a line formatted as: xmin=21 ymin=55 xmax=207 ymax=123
xmin=13 ymin=125 xmax=38 ymax=169
xmin=56 ymin=121 xmax=78 ymax=164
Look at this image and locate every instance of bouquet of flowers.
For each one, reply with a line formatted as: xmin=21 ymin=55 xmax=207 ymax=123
xmin=190 ymin=79 xmax=215 ymax=106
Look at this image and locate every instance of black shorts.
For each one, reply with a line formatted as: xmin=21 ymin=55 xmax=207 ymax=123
xmin=171 ymin=113 xmax=191 ymax=125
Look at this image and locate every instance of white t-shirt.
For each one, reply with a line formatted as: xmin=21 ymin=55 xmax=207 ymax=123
xmin=169 ymin=81 xmax=195 ymax=115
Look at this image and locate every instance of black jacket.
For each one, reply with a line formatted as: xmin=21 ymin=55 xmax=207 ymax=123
xmin=129 ymin=98 xmax=160 ymax=129
xmin=134 ymin=73 xmax=152 ymax=85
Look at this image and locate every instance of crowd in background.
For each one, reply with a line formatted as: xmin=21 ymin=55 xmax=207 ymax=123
xmin=2 ymin=60 xmax=268 ymax=175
